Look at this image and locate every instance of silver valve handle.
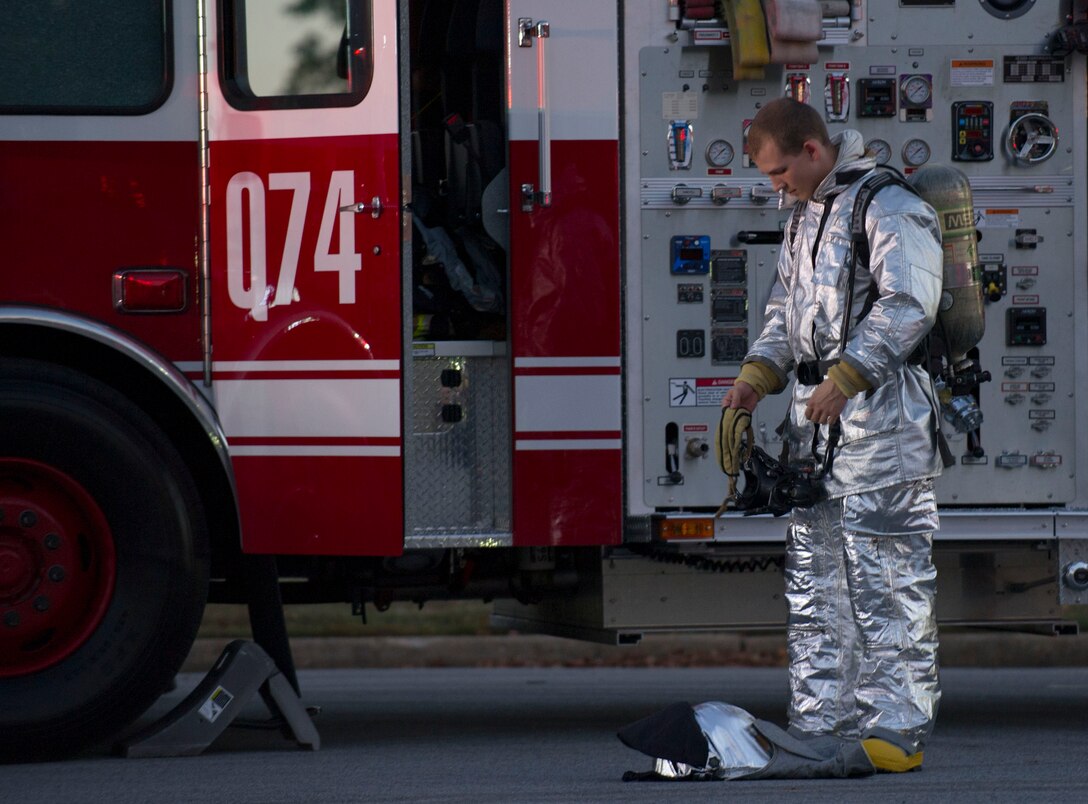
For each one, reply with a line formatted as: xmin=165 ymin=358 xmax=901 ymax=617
xmin=1007 ymin=113 xmax=1059 ymax=165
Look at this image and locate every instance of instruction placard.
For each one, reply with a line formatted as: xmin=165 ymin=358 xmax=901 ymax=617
xmin=662 ymin=91 xmax=699 ymax=120
xmin=950 ymin=59 xmax=995 ymax=87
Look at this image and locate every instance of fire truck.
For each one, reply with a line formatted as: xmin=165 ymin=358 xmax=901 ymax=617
xmin=1 ymin=0 xmax=1087 ymax=759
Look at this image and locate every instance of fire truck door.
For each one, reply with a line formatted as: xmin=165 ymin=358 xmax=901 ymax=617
xmin=207 ymin=1 xmax=403 ymax=555
xmin=506 ymin=1 xmax=623 ymax=546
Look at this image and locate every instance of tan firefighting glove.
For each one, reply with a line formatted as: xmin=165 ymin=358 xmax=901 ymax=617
xmin=715 ymin=406 xmax=753 ymax=517
xmin=735 ymin=361 xmax=781 ymax=401
xmin=714 ymin=362 xmax=779 ymax=515
xmin=827 ymin=361 xmax=872 ymax=398
xmin=715 ymin=361 xmax=780 ymax=478
xmin=715 ymin=406 xmax=752 ymax=477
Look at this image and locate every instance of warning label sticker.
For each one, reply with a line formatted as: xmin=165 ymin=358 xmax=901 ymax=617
xmin=669 ymin=377 xmax=735 ymax=407
xmin=198 ymin=686 xmax=235 ymax=724
xmin=976 ymin=208 xmax=1020 ymax=229
xmin=950 ymin=59 xmax=995 ymax=87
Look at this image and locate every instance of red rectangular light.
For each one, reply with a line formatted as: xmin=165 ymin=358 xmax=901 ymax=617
xmin=113 ymin=269 xmax=188 ymax=313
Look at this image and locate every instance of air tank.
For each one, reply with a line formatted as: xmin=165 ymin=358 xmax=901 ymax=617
xmin=909 ymin=165 xmax=984 ymax=371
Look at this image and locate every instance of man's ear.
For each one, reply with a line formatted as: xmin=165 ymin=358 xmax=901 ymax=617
xmin=802 ymin=140 xmax=821 ymax=161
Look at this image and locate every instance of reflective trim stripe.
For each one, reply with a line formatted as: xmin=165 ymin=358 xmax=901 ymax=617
xmin=514 ymin=374 xmax=621 ymax=433
xmin=216 ymin=378 xmax=399 ymax=438
xmin=229 ymin=445 xmax=401 ymax=457
xmin=514 ymin=356 xmax=620 ymax=369
xmin=212 ymin=360 xmax=399 ymax=372
xmin=516 ymin=430 xmax=620 ymax=440
xmin=515 ymin=439 xmax=621 ymax=451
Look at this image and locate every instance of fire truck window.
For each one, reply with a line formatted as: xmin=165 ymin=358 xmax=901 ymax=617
xmin=221 ymin=0 xmax=374 ymax=110
xmin=0 ymin=2 xmax=168 ymax=114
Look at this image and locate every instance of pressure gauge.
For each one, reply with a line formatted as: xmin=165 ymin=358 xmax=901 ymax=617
xmin=902 ymin=138 xmax=931 ymax=167
xmin=866 ymin=138 xmax=892 ymax=166
xmin=705 ymin=139 xmax=735 ymax=167
xmin=901 ymin=75 xmax=932 ymax=105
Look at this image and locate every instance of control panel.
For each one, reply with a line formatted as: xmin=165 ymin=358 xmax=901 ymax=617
xmin=630 ymin=1 xmax=1083 ymax=510
xmin=951 ymin=101 xmax=995 ymax=161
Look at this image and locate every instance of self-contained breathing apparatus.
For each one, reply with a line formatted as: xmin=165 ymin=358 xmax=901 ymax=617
xmin=723 ymin=420 xmax=840 ymax=517
xmin=718 ymin=164 xmax=989 ymax=517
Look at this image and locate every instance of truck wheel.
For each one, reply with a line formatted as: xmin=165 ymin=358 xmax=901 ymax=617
xmin=0 ymin=358 xmax=209 ymax=761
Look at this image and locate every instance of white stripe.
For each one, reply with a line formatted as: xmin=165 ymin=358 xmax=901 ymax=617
xmin=175 ymin=361 xmax=204 ymax=373
xmin=216 ymin=378 xmax=399 ymax=437
xmin=514 ymin=356 xmax=620 ymax=369
xmin=516 ymin=439 xmax=621 ymax=451
xmin=229 ymin=445 xmax=400 ymax=457
xmin=213 ymin=360 xmax=399 ymax=372
xmin=515 ymin=375 xmax=621 ymax=432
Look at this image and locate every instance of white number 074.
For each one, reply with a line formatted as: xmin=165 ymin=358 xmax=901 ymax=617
xmin=225 ymin=170 xmax=362 ymax=321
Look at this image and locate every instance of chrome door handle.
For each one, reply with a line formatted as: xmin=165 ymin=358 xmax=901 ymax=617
xmin=518 ymin=18 xmax=552 ymax=212
xmin=340 ymin=196 xmax=383 ymax=218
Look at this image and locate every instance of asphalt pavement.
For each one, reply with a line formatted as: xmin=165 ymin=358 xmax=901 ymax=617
xmin=184 ymin=629 xmax=1088 ymax=673
xmin=6 ymin=666 xmax=1088 ymax=802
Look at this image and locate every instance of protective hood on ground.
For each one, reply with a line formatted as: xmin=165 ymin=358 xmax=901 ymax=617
xmin=618 ymin=700 xmax=875 ymax=781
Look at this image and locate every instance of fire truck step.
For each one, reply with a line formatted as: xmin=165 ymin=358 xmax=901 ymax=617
xmin=115 ymin=640 xmax=320 ymax=758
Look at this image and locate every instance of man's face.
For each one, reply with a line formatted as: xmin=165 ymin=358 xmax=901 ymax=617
xmin=751 ymin=139 xmax=826 ymax=202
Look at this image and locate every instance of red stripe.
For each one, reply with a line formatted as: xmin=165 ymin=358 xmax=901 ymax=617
xmin=514 ymin=366 xmax=621 ymax=376
xmin=515 ymin=431 xmax=621 ymax=440
xmin=213 ymin=370 xmax=400 ymax=380
xmin=228 ymin=436 xmax=400 ymax=446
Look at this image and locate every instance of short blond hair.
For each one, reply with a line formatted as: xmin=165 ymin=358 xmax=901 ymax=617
xmin=748 ymin=98 xmax=831 ymax=158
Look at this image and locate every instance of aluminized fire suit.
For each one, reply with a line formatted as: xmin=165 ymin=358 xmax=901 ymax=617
xmin=744 ymin=129 xmax=944 ymax=753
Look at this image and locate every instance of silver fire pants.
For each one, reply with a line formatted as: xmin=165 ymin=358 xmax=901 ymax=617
xmin=784 ymin=479 xmax=940 ymax=753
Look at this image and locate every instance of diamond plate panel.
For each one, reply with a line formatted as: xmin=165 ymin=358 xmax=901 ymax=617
xmin=406 ymin=355 xmax=511 ymax=542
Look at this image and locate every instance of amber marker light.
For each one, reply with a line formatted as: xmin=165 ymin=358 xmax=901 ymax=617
xmin=658 ymin=517 xmax=715 ymax=541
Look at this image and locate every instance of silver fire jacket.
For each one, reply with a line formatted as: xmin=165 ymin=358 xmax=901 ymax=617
xmin=746 ymin=129 xmax=944 ymax=498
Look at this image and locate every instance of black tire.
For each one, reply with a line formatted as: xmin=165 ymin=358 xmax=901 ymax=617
xmin=0 ymin=358 xmax=209 ymax=761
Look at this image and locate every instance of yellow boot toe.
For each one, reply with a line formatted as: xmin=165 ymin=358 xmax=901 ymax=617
xmin=862 ymin=738 xmax=924 ymax=773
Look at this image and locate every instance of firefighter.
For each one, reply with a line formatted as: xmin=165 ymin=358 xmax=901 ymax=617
xmin=720 ymin=97 xmax=944 ymax=772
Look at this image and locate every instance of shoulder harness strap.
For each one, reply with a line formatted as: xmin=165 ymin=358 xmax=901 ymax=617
xmin=846 ymin=168 xmax=920 ymax=338
xmin=843 ymin=167 xmax=932 ymax=392
xmin=849 ymin=167 xmax=918 ymax=273
xmin=785 ymin=201 xmax=806 ymax=258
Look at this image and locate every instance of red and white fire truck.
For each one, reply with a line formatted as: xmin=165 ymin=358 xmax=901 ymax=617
xmin=2 ymin=0 xmax=1087 ymax=758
